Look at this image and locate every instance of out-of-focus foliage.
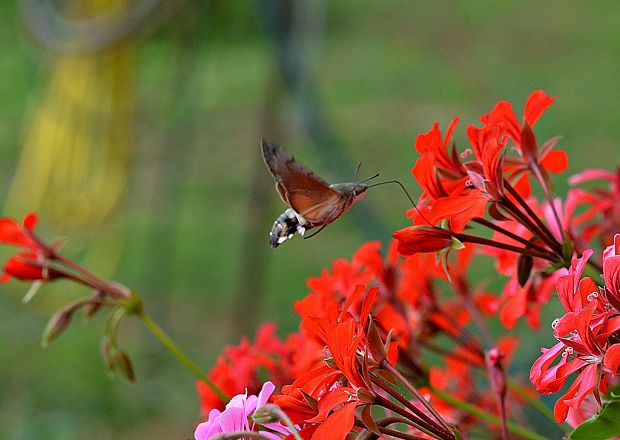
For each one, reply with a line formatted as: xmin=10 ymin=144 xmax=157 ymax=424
xmin=0 ymin=1 xmax=619 ymax=438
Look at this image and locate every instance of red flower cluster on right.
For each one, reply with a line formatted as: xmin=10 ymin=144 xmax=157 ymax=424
xmin=530 ymin=237 xmax=620 ymax=423
xmin=3 ymin=89 xmax=620 ymax=440
xmin=189 ymin=91 xmax=620 ymax=438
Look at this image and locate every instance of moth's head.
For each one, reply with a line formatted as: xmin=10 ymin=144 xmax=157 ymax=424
xmin=352 ymin=183 xmax=369 ymax=199
xmin=335 ymin=182 xmax=368 ymax=201
xmin=331 ymin=181 xmax=370 ymax=201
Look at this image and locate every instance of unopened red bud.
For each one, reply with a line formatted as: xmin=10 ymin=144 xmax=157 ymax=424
xmin=393 ymin=227 xmax=453 ymax=255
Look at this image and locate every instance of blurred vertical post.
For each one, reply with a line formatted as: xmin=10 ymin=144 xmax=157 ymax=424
xmin=229 ymin=73 xmax=282 ymax=339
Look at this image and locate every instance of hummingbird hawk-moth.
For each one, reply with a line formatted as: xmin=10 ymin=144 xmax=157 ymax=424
xmin=261 ymin=139 xmax=370 ymax=248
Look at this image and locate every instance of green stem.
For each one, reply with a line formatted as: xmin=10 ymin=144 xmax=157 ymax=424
xmin=137 ymin=309 xmax=229 ymax=403
xmin=507 ymin=379 xmax=570 ymax=434
xmin=267 ymin=405 xmax=303 ymax=440
xmin=430 ymin=388 xmax=547 ymax=440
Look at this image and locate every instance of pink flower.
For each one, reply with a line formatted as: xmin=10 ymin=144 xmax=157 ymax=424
xmin=194 ymin=381 xmax=291 ymax=440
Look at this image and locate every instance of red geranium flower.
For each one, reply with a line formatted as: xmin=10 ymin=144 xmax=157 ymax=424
xmin=476 ymin=90 xmax=568 ymax=197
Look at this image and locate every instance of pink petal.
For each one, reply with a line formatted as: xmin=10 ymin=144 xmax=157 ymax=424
xmin=569 ymin=169 xmax=615 ymax=186
xmin=257 ymin=381 xmax=275 ymax=408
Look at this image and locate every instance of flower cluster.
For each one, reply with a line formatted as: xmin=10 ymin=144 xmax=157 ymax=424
xmin=530 ymin=238 xmax=620 ymax=424
xmin=2 ymin=90 xmax=620 ymax=440
xmin=191 ymin=90 xmax=620 ymax=439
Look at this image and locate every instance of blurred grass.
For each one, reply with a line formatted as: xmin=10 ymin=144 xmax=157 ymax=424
xmin=0 ymin=1 xmax=619 ymax=438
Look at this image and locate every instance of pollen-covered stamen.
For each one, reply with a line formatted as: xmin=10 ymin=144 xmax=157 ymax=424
xmin=460 ymin=148 xmax=474 ymax=160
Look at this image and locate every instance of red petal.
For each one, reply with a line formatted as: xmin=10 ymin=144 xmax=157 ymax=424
xmin=604 ymin=343 xmax=620 ymax=373
xmin=444 ymin=117 xmax=460 ymax=146
xmin=524 ymin=90 xmax=555 ymax=126
xmin=539 ymin=150 xmax=568 ymax=174
xmin=415 ymin=122 xmax=444 ymax=156
xmin=312 ymin=401 xmax=357 ymax=440
xmin=530 ymin=342 xmax=564 ymax=388
xmin=306 ymin=388 xmax=351 ymax=423
xmin=23 ymin=213 xmax=38 ymax=231
xmin=0 ymin=218 xmax=36 ymax=249
xmin=423 ymin=191 xmax=488 ymax=233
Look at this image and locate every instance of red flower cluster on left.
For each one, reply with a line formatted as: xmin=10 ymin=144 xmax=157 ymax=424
xmin=0 ymin=214 xmax=60 ymax=283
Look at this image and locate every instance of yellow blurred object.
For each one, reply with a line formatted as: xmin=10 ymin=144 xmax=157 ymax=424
xmin=6 ymin=0 xmax=137 ymax=276
xmin=7 ymin=51 xmax=135 ymax=228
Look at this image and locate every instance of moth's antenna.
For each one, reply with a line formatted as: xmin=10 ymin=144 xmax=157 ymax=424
xmin=367 ymin=179 xmax=433 ymax=226
xmin=353 ymin=161 xmax=363 ymax=182
xmin=359 ymin=172 xmax=380 ymax=184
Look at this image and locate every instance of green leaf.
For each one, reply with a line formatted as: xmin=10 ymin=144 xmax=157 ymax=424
xmin=570 ymin=401 xmax=620 ymax=439
xmin=450 ymin=236 xmax=465 ymax=250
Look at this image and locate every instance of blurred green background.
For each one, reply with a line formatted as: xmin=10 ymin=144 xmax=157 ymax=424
xmin=0 ymin=0 xmax=619 ymax=438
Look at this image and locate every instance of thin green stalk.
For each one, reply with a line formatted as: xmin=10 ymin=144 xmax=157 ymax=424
xmin=430 ymin=387 xmax=547 ymax=440
xmin=507 ymin=378 xmax=570 ymax=434
xmin=264 ymin=405 xmax=303 ymax=440
xmin=137 ymin=309 xmax=229 ymax=403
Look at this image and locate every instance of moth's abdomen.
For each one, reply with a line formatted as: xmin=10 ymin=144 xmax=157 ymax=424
xmin=269 ymin=208 xmax=306 ymax=248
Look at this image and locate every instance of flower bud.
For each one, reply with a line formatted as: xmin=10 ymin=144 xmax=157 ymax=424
xmin=485 ymin=347 xmax=506 ymax=397
xmin=393 ymin=227 xmax=453 ymax=255
xmin=114 ymin=350 xmax=136 ymax=382
xmin=251 ymin=404 xmax=282 ymax=424
xmin=41 ymin=307 xmax=74 ymax=347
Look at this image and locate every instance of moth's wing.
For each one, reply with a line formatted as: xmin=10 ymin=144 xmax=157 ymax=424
xmin=261 ymin=139 xmax=342 ymax=222
xmin=290 ymin=192 xmax=345 ymax=224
